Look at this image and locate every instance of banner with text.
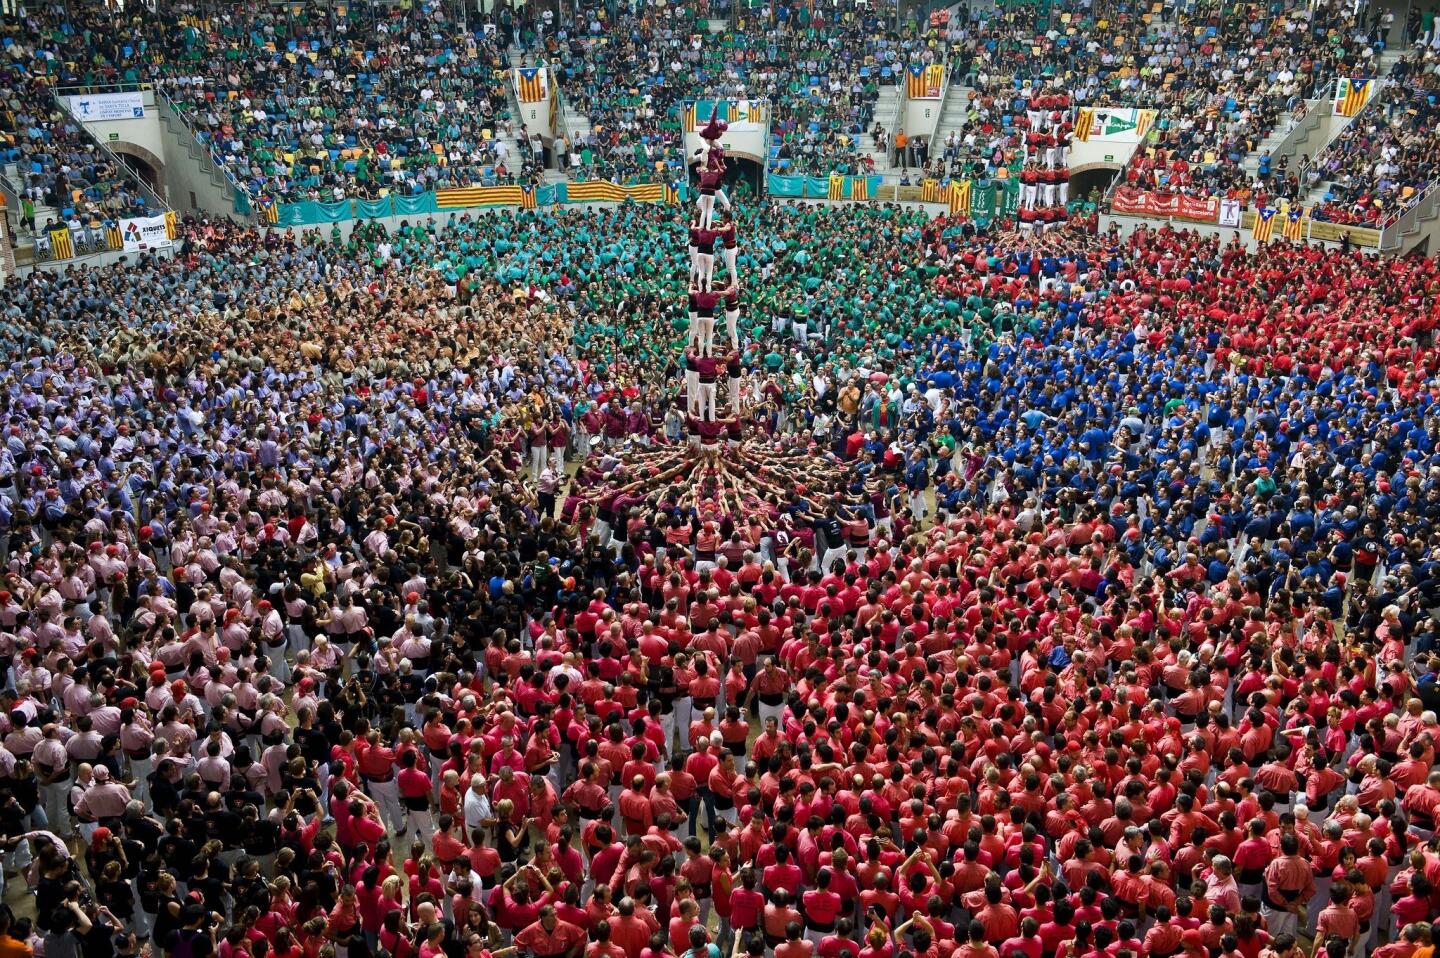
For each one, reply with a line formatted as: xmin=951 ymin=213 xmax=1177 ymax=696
xmin=119 ymin=214 xmax=174 ymax=251
xmin=1111 ymin=187 xmax=1219 ymax=223
xmin=1073 ymin=107 xmax=1157 ymax=144
xmin=68 ymin=91 xmax=145 ymax=122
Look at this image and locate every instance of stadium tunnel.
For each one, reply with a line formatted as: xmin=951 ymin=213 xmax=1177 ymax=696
xmin=693 ymin=155 xmax=765 ymax=199
xmin=111 ymin=142 xmax=165 ymax=198
xmin=1068 ymin=163 xmax=1122 ymax=206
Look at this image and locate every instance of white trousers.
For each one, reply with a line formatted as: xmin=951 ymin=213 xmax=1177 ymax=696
xmin=367 ymin=777 xmax=407 ymax=835
xmin=697 ymin=381 xmax=717 ymax=421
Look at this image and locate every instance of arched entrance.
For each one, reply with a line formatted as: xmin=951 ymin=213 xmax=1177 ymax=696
xmin=1069 ymin=163 xmax=1123 ymax=208
xmin=109 ymin=142 xmax=166 ymax=202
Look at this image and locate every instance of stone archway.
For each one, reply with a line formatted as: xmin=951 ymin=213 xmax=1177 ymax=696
xmin=108 ymin=141 xmax=166 ymax=201
xmin=1068 ymin=162 xmax=1123 ymax=207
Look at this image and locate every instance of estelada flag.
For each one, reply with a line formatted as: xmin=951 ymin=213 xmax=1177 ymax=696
xmin=1252 ymin=206 xmax=1277 ymax=242
xmin=516 ymin=67 xmax=547 ymax=103
xmin=49 ymin=227 xmax=74 ymax=260
xmin=921 ymin=178 xmax=940 ymax=203
xmin=520 ymin=184 xmax=537 ymax=210
xmin=1336 ymin=77 xmax=1372 ymax=117
xmin=905 ymin=63 xmax=929 ymax=98
xmin=1282 ymin=204 xmax=1305 ymax=241
xmin=828 ymin=174 xmax=845 ymax=201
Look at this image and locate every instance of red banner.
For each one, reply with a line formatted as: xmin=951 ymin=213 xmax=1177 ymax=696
xmin=1111 ymin=187 xmax=1220 ymax=224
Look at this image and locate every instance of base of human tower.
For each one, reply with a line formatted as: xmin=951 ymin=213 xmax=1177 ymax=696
xmin=580 ymin=430 xmax=849 ymax=526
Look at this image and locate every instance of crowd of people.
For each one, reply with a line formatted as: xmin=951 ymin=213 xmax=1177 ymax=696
xmin=0 ymin=0 xmax=1419 ymax=234
xmin=919 ymin=0 xmax=1390 ymax=208
xmin=1306 ymin=45 xmax=1440 ymax=226
xmin=0 ymin=183 xmax=1435 ymax=958
xmin=547 ymin=4 xmax=914 ymax=182
xmin=0 ymin=16 xmax=161 ymax=228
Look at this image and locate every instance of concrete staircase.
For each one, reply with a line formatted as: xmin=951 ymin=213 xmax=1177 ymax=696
xmin=1239 ymin=96 xmax=1329 ymax=189
xmin=932 ymin=83 xmax=974 ymax=157
xmin=860 ymin=84 xmax=902 ymax=171
xmin=1378 ymin=182 xmax=1440 ymax=255
xmin=1294 ymin=51 xmax=1408 ymax=208
xmin=558 ymin=98 xmax=592 ymax=145
xmin=0 ymin=199 xmax=16 ymax=283
xmin=153 ymin=90 xmax=247 ymax=216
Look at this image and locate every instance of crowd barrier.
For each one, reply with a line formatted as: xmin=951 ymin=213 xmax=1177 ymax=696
xmin=1108 ymin=186 xmax=1383 ymax=248
xmin=39 ymin=211 xmax=179 ymax=262
xmin=261 ymin=180 xmax=687 ymax=227
xmin=765 ymin=173 xmax=1024 ymax=225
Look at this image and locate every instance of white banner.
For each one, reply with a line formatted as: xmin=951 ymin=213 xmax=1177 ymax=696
xmin=119 ymin=215 xmax=172 ymax=252
xmin=1219 ymin=198 xmax=1242 ymax=228
xmin=68 ymin=91 xmax=145 ymax=122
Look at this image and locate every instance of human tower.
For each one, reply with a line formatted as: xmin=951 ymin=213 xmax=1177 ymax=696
xmin=681 ymin=108 xmax=745 ymax=454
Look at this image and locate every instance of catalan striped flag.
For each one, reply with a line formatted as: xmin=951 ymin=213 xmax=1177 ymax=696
xmin=1282 ymin=203 xmax=1306 ymax=241
xmin=1252 ymin=206 xmax=1277 ymax=242
xmin=622 ymin=183 xmax=664 ymax=203
xmin=852 ymin=176 xmax=870 ymax=202
xmin=949 ymin=180 xmax=971 ymax=216
xmin=566 ymin=180 xmax=628 ymax=203
xmin=906 ymin=63 xmax=944 ymax=98
xmin=435 ymin=185 xmax=526 ymax=209
xmin=516 ymin=67 xmax=548 ymax=104
xmin=164 ymin=210 xmax=178 ymax=239
xmin=683 ymin=102 xmax=699 ymax=132
xmin=921 ymin=179 xmax=940 ymax=203
xmin=1073 ymin=107 xmax=1096 ymax=142
xmin=664 ymin=183 xmax=681 ymax=206
xmin=923 ymin=65 xmax=945 ymax=97
xmin=258 ymin=196 xmax=280 ymax=224
xmin=50 ymin=227 xmax=74 ymax=260
xmin=520 ymin=184 xmax=537 ymax=210
xmin=1135 ymin=109 xmax=1157 ymax=142
xmin=828 ymin=175 xmax=845 ymax=201
xmin=105 ymin=224 xmax=123 ymax=250
xmin=1335 ymin=77 xmax=1373 ymax=117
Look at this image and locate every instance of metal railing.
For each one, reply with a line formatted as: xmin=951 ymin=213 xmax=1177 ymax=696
xmin=1376 ymin=177 xmax=1440 ymax=251
xmin=47 ymin=87 xmax=171 ymax=214
xmin=1314 ymin=76 xmax=1390 ymax=159
xmin=151 ymin=87 xmax=242 ymax=186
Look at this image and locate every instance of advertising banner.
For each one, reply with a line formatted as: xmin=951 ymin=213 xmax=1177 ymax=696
xmin=119 ymin=214 xmax=174 ymax=251
xmin=1111 ymin=187 xmax=1219 ymax=223
xmin=68 ymin=91 xmax=145 ymax=122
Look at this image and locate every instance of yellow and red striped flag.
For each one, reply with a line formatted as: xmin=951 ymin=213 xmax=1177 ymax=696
xmin=49 ymin=227 xmax=74 ymax=259
xmin=921 ymin=178 xmax=940 ymax=203
xmin=828 ymin=174 xmax=845 ymax=201
xmin=949 ymin=180 xmax=971 ymax=216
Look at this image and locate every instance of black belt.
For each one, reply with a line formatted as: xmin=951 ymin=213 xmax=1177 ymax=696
xmin=806 ymin=920 xmax=837 ymax=933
